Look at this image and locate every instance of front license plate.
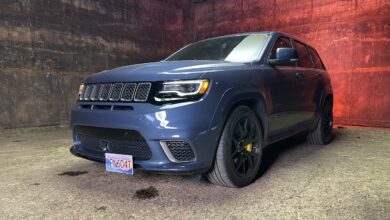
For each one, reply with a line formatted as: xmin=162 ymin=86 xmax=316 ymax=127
xmin=105 ymin=153 xmax=133 ymax=175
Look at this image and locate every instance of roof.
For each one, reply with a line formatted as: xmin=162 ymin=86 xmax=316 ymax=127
xmin=199 ymin=31 xmax=313 ymax=49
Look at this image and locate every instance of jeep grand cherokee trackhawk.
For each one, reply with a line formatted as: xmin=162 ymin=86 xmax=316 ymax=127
xmin=70 ymin=32 xmax=333 ymax=187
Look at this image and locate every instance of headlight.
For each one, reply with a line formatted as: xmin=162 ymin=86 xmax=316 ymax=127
xmin=155 ymin=79 xmax=209 ymax=102
xmin=78 ymin=84 xmax=84 ymax=99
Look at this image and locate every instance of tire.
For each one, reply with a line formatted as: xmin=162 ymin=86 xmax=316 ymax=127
xmin=207 ymin=106 xmax=263 ymax=188
xmin=306 ymin=100 xmax=333 ymax=145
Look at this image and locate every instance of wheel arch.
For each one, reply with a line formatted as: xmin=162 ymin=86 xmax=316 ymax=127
xmin=226 ymin=98 xmax=268 ymax=139
xmin=325 ymin=93 xmax=333 ymax=105
xmin=319 ymin=92 xmax=333 ymax=113
xmin=210 ymin=88 xmax=270 ymax=143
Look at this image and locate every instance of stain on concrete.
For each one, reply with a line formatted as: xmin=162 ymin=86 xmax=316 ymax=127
xmin=95 ymin=206 xmax=107 ymax=211
xmin=1 ymin=126 xmax=390 ymax=219
xmin=58 ymin=171 xmax=88 ymax=176
xmin=134 ymin=186 xmax=159 ymax=200
xmin=13 ymin=140 xmax=23 ymax=142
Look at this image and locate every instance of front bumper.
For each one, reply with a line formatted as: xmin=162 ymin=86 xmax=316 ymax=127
xmin=69 ymin=145 xmax=208 ymax=174
xmin=70 ymin=99 xmax=221 ymax=174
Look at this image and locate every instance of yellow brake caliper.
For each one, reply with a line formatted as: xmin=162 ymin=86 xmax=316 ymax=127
xmin=245 ymin=143 xmax=253 ymax=152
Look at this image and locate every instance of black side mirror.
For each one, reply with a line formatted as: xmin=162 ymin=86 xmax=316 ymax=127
xmin=269 ymin=48 xmax=299 ymax=65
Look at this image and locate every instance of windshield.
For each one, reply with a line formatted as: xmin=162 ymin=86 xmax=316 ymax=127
xmin=166 ymin=34 xmax=269 ymax=63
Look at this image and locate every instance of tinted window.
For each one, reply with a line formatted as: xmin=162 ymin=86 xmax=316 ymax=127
xmin=308 ymin=47 xmax=325 ymax=69
xmin=166 ymin=34 xmax=269 ymax=63
xmin=270 ymin=37 xmax=292 ymax=59
xmin=293 ymin=40 xmax=313 ymax=68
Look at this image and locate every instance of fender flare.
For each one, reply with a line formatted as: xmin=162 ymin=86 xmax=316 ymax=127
xmin=208 ymin=87 xmax=270 ymax=141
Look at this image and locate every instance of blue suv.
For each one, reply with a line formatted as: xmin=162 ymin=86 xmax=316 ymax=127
xmin=70 ymin=32 xmax=333 ymax=187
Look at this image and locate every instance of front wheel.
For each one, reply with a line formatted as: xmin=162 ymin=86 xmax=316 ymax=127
xmin=207 ymin=106 xmax=263 ymax=188
xmin=306 ymin=100 xmax=333 ymax=145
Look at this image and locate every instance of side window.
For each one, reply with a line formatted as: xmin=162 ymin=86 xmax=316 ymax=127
xmin=293 ymin=40 xmax=313 ymax=68
xmin=269 ymin=37 xmax=292 ymax=59
xmin=308 ymin=47 xmax=325 ymax=70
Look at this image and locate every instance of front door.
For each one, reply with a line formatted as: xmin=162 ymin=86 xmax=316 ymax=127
xmin=267 ymin=37 xmax=302 ymax=135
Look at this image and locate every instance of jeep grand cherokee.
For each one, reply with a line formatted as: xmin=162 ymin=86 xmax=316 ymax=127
xmin=70 ymin=32 xmax=333 ymax=187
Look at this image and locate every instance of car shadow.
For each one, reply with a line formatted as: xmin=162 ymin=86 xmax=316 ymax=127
xmin=257 ymin=134 xmax=304 ymax=177
xmin=257 ymin=128 xmax=340 ymax=178
xmin=56 ymin=129 xmax=341 ymax=207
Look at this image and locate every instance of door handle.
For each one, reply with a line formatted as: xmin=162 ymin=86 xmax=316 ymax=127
xmin=296 ymin=72 xmax=304 ymax=79
xmin=316 ymin=73 xmax=322 ymax=79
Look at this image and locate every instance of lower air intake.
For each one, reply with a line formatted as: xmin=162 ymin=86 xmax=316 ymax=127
xmin=74 ymin=126 xmax=152 ymax=160
xmin=161 ymin=140 xmax=195 ymax=162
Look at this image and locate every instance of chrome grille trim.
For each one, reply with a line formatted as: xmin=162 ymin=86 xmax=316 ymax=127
xmin=83 ymin=85 xmax=92 ymax=101
xmin=89 ymin=84 xmax=101 ymax=101
xmin=120 ymin=83 xmax=137 ymax=101
xmin=134 ymin=83 xmax=151 ymax=102
xmin=99 ymin=84 xmax=112 ymax=101
xmin=79 ymin=82 xmax=152 ymax=102
xmin=109 ymin=83 xmax=124 ymax=101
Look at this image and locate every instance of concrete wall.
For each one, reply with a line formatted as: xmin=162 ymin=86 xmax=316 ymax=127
xmin=0 ymin=0 xmax=183 ymax=128
xmin=183 ymin=0 xmax=390 ymax=127
xmin=1 ymin=0 xmax=389 ymax=128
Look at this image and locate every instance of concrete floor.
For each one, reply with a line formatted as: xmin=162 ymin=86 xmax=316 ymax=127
xmin=0 ymin=126 xmax=389 ymax=219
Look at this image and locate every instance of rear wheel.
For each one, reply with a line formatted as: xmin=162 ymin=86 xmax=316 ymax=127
xmin=306 ymin=100 xmax=333 ymax=145
xmin=207 ymin=106 xmax=263 ymax=187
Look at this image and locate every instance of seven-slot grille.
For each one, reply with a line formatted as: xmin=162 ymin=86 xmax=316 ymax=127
xmin=80 ymin=83 xmax=151 ymax=102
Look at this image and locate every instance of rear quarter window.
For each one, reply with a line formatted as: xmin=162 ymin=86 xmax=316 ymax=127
xmin=308 ymin=47 xmax=326 ymax=70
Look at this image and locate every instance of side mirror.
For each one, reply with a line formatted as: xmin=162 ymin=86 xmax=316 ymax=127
xmin=269 ymin=48 xmax=299 ymax=66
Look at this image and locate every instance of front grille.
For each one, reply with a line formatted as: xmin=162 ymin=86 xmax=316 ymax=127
xmin=121 ymin=83 xmax=137 ymax=101
xmin=75 ymin=126 xmax=152 ymax=160
xmin=99 ymin=84 xmax=111 ymax=101
xmin=80 ymin=82 xmax=151 ymax=102
xmin=162 ymin=140 xmax=195 ymax=162
xmin=90 ymin=84 xmax=101 ymax=101
xmin=134 ymin=83 xmax=152 ymax=101
xmin=109 ymin=83 xmax=124 ymax=101
xmin=83 ymin=85 xmax=93 ymax=101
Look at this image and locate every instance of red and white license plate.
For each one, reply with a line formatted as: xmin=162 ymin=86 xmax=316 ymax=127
xmin=105 ymin=153 xmax=133 ymax=175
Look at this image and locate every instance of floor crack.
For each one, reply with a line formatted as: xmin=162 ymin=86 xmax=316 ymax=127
xmin=285 ymin=164 xmax=325 ymax=201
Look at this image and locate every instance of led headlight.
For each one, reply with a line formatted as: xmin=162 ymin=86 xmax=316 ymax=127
xmin=78 ymin=84 xmax=84 ymax=99
xmin=155 ymin=79 xmax=209 ymax=102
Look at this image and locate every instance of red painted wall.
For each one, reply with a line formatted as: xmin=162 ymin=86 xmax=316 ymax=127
xmin=183 ymin=0 xmax=390 ymax=127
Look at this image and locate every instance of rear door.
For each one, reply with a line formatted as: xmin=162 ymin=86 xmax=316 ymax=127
xmin=308 ymin=47 xmax=327 ymax=113
xmin=292 ymin=40 xmax=319 ymax=123
xmin=267 ymin=37 xmax=302 ymax=135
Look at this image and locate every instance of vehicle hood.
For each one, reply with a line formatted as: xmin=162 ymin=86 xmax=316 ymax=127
xmin=84 ymin=60 xmax=248 ymax=83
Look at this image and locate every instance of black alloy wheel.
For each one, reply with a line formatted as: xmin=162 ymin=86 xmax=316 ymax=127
xmin=306 ymin=100 xmax=333 ymax=145
xmin=207 ymin=106 xmax=263 ymax=187
xmin=231 ymin=116 xmax=261 ymax=177
xmin=322 ymin=102 xmax=333 ymax=139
